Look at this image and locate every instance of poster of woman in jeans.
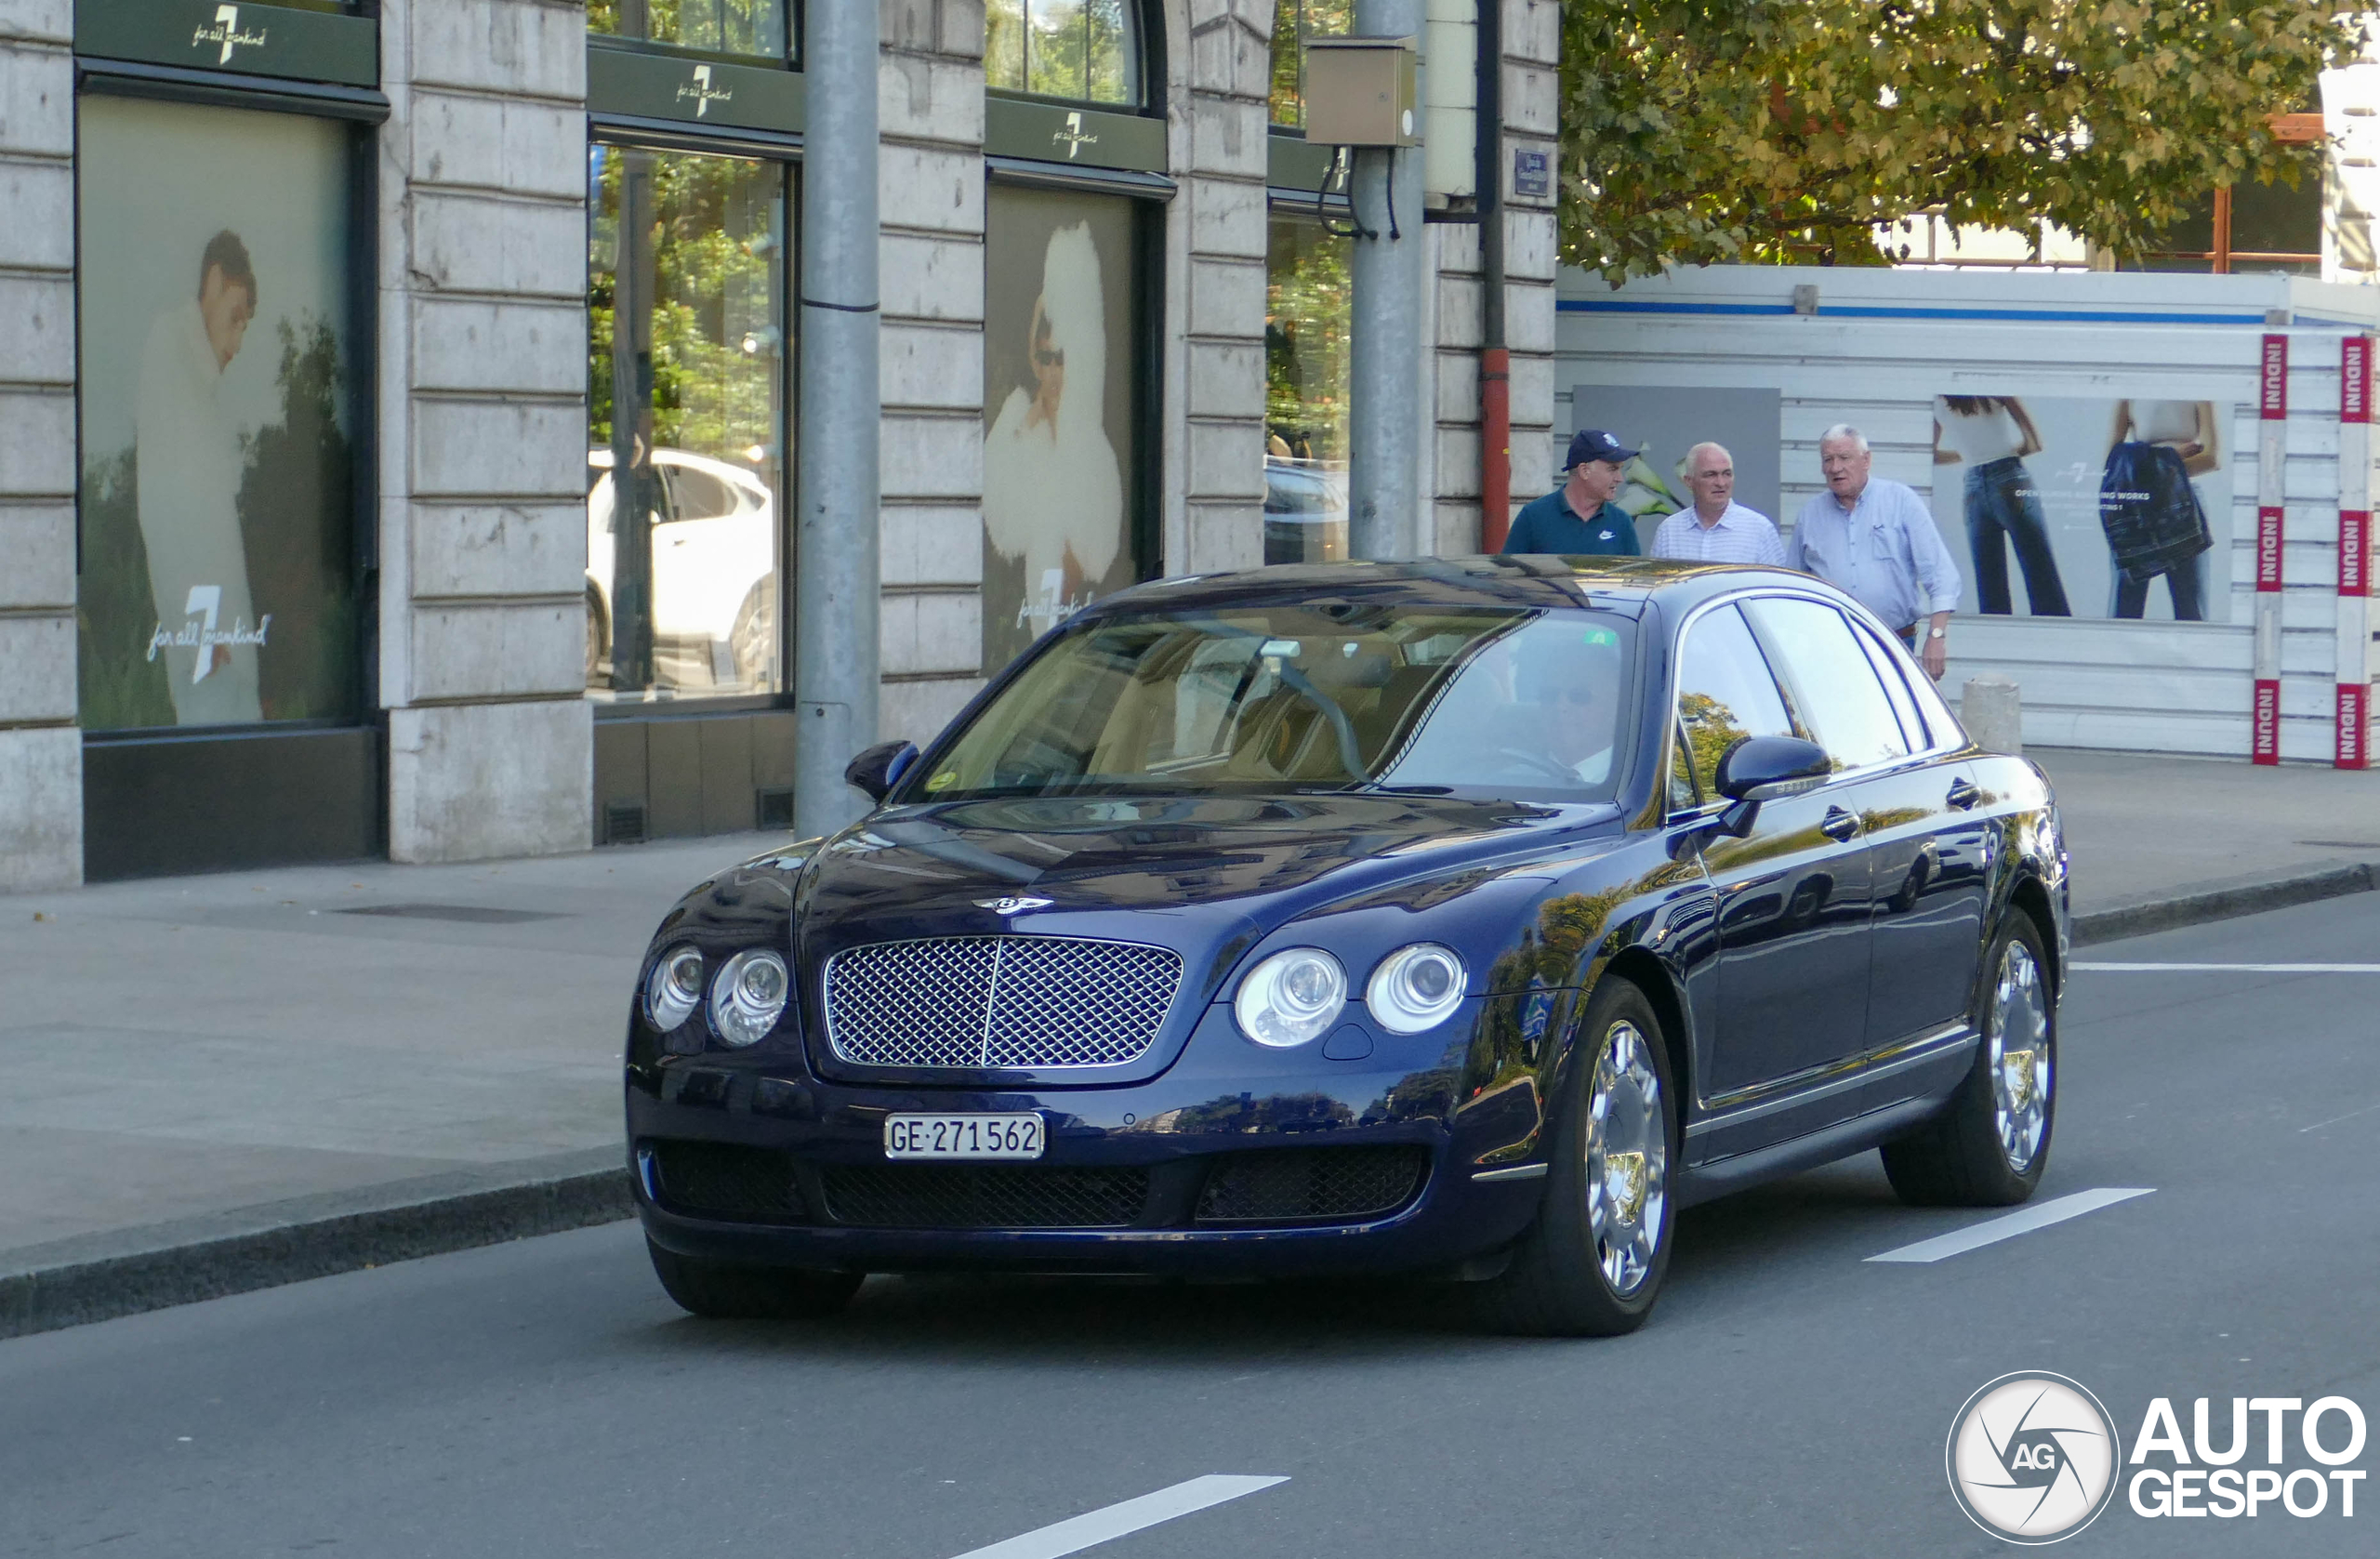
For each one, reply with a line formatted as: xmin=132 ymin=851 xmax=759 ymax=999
xmin=1934 ymin=396 xmax=2071 ymax=616
xmin=1932 ymin=392 xmax=2231 ymax=624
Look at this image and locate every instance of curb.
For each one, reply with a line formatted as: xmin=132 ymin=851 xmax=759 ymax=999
xmin=0 ymin=1148 xmax=634 ymax=1342
xmin=2070 ymin=861 xmax=2377 ymax=948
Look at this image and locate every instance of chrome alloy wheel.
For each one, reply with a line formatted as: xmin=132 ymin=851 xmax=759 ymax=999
xmin=1583 ymin=1020 xmax=1667 ymax=1296
xmin=1988 ymin=940 xmax=2052 ymax=1173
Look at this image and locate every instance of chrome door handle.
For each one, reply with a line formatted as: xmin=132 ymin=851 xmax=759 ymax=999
xmin=1820 ymin=806 xmax=1861 ymax=842
xmin=1947 ymin=777 xmax=1982 ymax=811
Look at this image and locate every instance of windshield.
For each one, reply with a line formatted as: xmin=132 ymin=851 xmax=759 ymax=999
xmin=907 ymin=602 xmax=1637 ymax=803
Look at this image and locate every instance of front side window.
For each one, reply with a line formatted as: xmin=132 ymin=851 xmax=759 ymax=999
xmin=913 ymin=605 xmax=1637 ymax=803
xmin=588 ymin=146 xmax=790 ymax=703
xmin=1672 ymin=603 xmax=1796 ymax=802
xmin=1265 ymin=214 xmax=1351 ymax=564
xmin=1742 ymin=597 xmax=1911 ymax=771
xmin=588 ymin=0 xmax=792 ymax=59
xmin=75 ymin=96 xmax=362 ymax=732
xmin=985 ymin=0 xmax=1143 ymax=105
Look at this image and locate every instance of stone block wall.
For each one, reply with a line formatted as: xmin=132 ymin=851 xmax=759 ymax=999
xmin=379 ymin=0 xmax=592 ymax=862
xmin=0 ymin=0 xmax=78 ymax=891
xmin=1171 ymin=0 xmax=1272 ymax=575
xmin=877 ymin=0 xmax=990 ymax=747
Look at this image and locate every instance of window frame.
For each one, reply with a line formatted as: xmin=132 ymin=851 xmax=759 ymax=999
xmin=982 ymin=0 xmax=1164 ymax=115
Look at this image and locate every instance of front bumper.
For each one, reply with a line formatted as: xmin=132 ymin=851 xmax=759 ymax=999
xmin=626 ymin=1013 xmax=1549 ymax=1277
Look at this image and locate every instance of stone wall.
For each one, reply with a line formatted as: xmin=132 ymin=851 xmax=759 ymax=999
xmin=379 ymin=0 xmax=593 ymax=861
xmin=0 ymin=0 xmax=78 ymax=891
xmin=878 ymin=0 xmax=991 ymax=746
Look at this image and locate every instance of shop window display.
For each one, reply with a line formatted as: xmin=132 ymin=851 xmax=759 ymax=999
xmin=983 ymin=187 xmax=1144 ymax=673
xmin=74 ymin=96 xmax=361 ymax=733
xmin=588 ymin=146 xmax=790 ymax=701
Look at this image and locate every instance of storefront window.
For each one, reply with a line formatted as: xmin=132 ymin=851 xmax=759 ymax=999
xmin=1265 ymin=214 xmax=1351 ymax=564
xmin=75 ymin=96 xmax=362 ymax=733
xmin=983 ymin=187 xmax=1145 ymax=670
xmin=985 ymin=0 xmax=1143 ymax=106
xmin=588 ymin=146 xmax=790 ymax=702
xmin=1268 ymin=0 xmax=1352 ymax=128
xmin=588 ymin=0 xmax=792 ymax=59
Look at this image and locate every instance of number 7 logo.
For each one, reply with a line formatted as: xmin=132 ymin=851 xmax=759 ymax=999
xmin=216 ymin=5 xmax=239 ymax=64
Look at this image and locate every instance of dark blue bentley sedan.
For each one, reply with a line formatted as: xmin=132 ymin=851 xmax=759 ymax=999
xmin=625 ymin=557 xmax=2068 ymax=1335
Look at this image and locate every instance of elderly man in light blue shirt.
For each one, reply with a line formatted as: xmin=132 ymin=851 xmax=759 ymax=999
xmin=1786 ymin=424 xmax=1963 ymax=679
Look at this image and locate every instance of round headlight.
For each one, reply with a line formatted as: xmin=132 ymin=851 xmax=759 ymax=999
xmin=645 ymin=945 xmax=705 ymax=1031
xmin=1366 ymin=943 xmax=1468 ymax=1034
xmin=1233 ymin=947 xmax=1347 ymax=1048
xmin=709 ymin=948 xmax=790 ymax=1048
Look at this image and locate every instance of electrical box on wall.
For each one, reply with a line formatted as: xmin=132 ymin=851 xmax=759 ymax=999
xmin=1302 ymin=36 xmax=1421 ymax=148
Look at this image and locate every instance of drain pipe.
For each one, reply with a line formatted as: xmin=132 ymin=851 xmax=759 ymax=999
xmin=1474 ymin=0 xmax=1509 ymax=551
xmin=793 ymin=0 xmax=882 ymax=838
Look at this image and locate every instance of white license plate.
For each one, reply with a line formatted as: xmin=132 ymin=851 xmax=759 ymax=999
xmin=883 ymin=1113 xmax=1045 ymax=1160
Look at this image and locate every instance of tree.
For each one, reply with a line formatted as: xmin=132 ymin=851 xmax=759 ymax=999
xmin=1560 ymin=0 xmax=2366 ymax=284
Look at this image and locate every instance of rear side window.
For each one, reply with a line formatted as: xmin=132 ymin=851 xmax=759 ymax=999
xmin=1673 ymin=603 xmax=1796 ymax=803
xmin=1742 ymin=596 xmax=1911 ymax=771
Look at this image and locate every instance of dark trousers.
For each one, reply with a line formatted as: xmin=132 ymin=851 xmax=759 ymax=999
xmin=2111 ymin=548 xmax=2208 ymax=621
xmin=1965 ymin=457 xmax=2071 ymax=615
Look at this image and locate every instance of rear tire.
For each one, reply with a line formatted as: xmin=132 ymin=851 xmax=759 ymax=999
xmin=1475 ymin=977 xmax=1677 ymax=1337
xmin=646 ymin=1237 xmax=862 ymax=1320
xmin=1880 ymin=913 xmax=2056 ymax=1208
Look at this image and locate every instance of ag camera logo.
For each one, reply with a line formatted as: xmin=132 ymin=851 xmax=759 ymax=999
xmin=1947 ymin=1372 xmax=2122 ymax=1543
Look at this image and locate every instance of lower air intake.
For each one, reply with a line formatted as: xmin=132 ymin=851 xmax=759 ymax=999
xmin=820 ymin=1164 xmax=1150 ymax=1229
xmin=1194 ymin=1146 xmax=1429 ymax=1224
xmin=648 ymin=1141 xmax=807 ymax=1222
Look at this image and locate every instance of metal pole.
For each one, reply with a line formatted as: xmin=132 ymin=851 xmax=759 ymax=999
xmin=1347 ymin=0 xmax=1429 ymax=562
xmin=794 ymin=0 xmax=882 ymax=837
xmin=1474 ymin=0 xmax=1508 ymax=551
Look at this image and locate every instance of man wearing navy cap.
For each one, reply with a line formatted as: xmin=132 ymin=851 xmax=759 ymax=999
xmin=1501 ymin=429 xmax=1645 ymax=557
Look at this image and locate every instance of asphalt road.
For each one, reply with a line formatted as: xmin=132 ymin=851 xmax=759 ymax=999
xmin=6 ymin=893 xmax=2378 ymax=1559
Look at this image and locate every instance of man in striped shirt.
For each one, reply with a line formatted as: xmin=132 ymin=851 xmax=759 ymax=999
xmin=1649 ymin=442 xmax=1786 ymax=565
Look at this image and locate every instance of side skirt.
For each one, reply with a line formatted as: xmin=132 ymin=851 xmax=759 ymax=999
xmin=1673 ymin=1093 xmax=1953 ymax=1210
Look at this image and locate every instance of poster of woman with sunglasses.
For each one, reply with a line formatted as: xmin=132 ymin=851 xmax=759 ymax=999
xmin=982 ymin=192 xmax=1138 ymax=673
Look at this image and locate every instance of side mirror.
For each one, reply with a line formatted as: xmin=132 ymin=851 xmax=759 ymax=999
xmin=1713 ymin=735 xmax=1831 ymax=802
xmin=844 ymin=739 xmax=919 ymax=804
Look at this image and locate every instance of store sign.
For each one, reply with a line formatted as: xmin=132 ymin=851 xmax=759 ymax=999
xmin=586 ymin=46 xmax=804 ymax=134
xmin=75 ymin=0 xmax=377 ymax=88
xmin=986 ymin=98 xmax=1167 ymax=175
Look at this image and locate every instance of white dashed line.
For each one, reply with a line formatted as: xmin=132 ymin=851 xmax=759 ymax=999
xmin=1865 ymin=1188 xmax=2156 ymax=1264
xmin=945 ymin=1475 xmax=1289 ymax=1559
xmin=2072 ymin=962 xmax=2380 ymax=973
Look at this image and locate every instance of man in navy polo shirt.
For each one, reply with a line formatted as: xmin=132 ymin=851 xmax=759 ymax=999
xmin=1501 ymin=429 xmax=1645 ymax=557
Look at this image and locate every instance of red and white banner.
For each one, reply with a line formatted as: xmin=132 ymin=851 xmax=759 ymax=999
xmin=2339 ymin=337 xmax=2373 ymax=770
xmin=2254 ymin=333 xmax=2287 ymax=763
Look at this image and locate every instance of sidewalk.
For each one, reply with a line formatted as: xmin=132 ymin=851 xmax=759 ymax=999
xmin=2 ymin=747 xmax=2373 ymax=1332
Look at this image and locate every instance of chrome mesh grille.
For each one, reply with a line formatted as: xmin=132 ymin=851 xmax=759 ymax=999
xmin=823 ymin=936 xmax=1183 ymax=1070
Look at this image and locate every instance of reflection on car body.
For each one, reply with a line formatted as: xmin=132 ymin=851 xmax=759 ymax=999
xmin=625 ymin=557 xmax=2070 ymax=1334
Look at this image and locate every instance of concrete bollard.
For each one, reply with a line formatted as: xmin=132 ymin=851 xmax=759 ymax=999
xmin=1962 ymin=674 xmax=2022 ymax=754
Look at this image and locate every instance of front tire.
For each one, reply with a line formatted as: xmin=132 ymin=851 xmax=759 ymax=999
xmin=1880 ymin=913 xmax=2056 ymax=1207
xmin=646 ymin=1237 xmax=863 ymax=1320
xmin=1476 ymin=978 xmax=1677 ymax=1337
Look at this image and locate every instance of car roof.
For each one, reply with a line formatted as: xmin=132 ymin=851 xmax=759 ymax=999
xmin=1089 ymin=556 xmax=1832 ymax=623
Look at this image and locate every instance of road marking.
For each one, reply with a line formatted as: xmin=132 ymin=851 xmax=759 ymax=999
xmin=2073 ymin=961 xmax=2380 ymax=973
xmin=946 ymin=1475 xmax=1289 ymax=1559
xmin=2301 ymin=1101 xmax=2380 ymax=1133
xmin=1865 ymin=1188 xmax=2155 ymax=1264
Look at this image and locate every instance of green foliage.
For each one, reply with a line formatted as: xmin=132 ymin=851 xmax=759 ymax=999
xmin=75 ymin=449 xmax=177 ymax=732
xmin=1266 ymin=223 xmax=1353 ymax=459
xmin=239 ymin=319 xmax=357 ymax=722
xmin=587 ymin=0 xmax=787 ymax=57
xmin=1561 ymin=0 xmax=2365 ymax=284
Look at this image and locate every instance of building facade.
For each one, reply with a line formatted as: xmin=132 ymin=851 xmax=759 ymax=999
xmin=0 ymin=0 xmax=1556 ymax=890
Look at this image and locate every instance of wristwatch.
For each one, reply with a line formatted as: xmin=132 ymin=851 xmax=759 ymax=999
xmin=1927 ymin=627 xmax=1946 ymax=640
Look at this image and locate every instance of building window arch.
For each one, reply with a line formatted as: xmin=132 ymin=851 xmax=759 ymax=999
xmin=985 ymin=0 xmax=1152 ymax=108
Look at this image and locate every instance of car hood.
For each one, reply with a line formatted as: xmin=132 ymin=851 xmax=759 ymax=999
xmin=793 ymin=792 xmax=1619 ymax=968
